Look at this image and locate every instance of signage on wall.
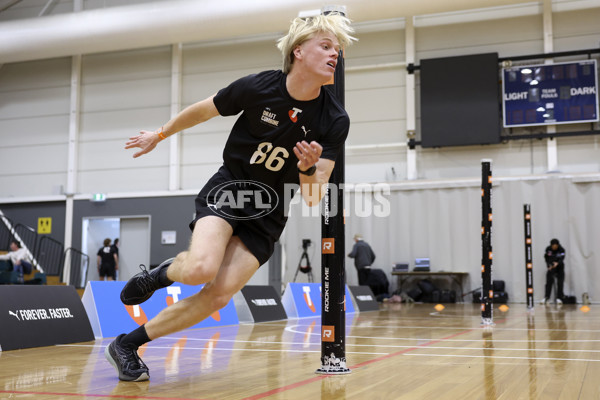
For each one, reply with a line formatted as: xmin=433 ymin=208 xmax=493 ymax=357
xmin=502 ymin=59 xmax=598 ymax=127
xmin=37 ymin=217 xmax=52 ymax=234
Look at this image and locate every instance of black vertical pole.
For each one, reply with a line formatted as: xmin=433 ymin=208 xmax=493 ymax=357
xmin=524 ymin=204 xmax=534 ymax=310
xmin=481 ymin=160 xmax=494 ymax=326
xmin=316 ymin=33 xmax=349 ymax=374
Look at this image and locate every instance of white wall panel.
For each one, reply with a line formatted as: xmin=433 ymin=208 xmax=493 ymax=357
xmin=77 ymin=47 xmax=172 ymax=193
xmin=180 ymin=165 xmax=225 ymax=191
xmin=346 ymin=120 xmax=405 ymax=146
xmin=81 ymin=47 xmax=172 ymax=83
xmin=346 ymin=29 xmax=404 ymax=66
xmin=416 ymin=141 xmax=550 ymax=179
xmin=0 ymin=142 xmax=67 ymax=174
xmin=345 ymin=153 xmax=407 ymax=183
xmin=416 ymin=15 xmax=543 ymax=57
xmin=0 ymin=56 xmax=71 ymax=198
xmin=79 ymin=106 xmax=170 ymax=142
xmin=0 ymin=86 xmax=70 ymax=119
xmin=1 ymin=115 xmax=68 ymax=146
xmin=0 ymin=173 xmax=67 ymax=197
xmin=556 ymin=137 xmax=600 ymax=173
xmin=0 ymin=58 xmax=71 ymax=91
xmin=78 ymin=167 xmax=170 ymax=193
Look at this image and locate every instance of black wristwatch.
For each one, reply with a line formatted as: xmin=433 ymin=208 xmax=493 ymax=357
xmin=298 ymin=165 xmax=317 ymax=176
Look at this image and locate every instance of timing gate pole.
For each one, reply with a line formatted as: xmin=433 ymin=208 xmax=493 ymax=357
xmin=524 ymin=204 xmax=534 ymax=310
xmin=316 ymin=6 xmax=350 ymax=375
xmin=481 ymin=160 xmax=494 ymax=326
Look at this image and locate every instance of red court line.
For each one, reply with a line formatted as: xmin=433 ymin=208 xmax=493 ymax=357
xmin=1 ymin=316 xmax=511 ymax=400
xmin=0 ymin=390 xmax=207 ymax=400
xmin=240 ymin=322 xmax=494 ymax=400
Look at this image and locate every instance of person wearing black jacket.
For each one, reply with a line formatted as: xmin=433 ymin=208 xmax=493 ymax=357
xmin=541 ymin=238 xmax=566 ymax=305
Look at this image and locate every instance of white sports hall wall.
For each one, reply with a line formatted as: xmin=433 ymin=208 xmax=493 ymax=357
xmin=0 ymin=0 xmax=599 ymax=302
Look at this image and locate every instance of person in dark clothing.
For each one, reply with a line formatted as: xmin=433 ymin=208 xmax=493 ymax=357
xmin=105 ymin=13 xmax=357 ymax=382
xmin=97 ymin=238 xmax=118 ymax=281
xmin=111 ymin=238 xmax=120 ymax=258
xmin=541 ymin=238 xmax=566 ymax=305
xmin=348 ymin=234 xmax=376 ymax=285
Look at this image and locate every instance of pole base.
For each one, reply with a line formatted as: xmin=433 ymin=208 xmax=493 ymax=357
xmin=315 ymin=367 xmax=351 ymax=375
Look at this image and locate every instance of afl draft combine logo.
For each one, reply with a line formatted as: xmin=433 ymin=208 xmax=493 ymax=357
xmin=289 ymin=107 xmax=303 ymax=123
xmin=207 ymin=180 xmax=279 ymax=220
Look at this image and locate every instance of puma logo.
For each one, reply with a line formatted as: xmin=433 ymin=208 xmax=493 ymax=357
xmin=301 ymin=126 xmax=311 ymax=136
xmin=8 ymin=310 xmax=20 ymax=320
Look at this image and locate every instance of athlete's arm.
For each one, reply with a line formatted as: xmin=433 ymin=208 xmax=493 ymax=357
xmin=294 ymin=140 xmax=335 ymax=206
xmin=126 ymin=94 xmax=220 ymax=158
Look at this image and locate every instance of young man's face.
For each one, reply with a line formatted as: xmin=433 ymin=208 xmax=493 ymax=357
xmin=294 ymin=31 xmax=340 ymax=81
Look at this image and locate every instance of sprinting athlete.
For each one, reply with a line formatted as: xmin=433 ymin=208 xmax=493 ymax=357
xmin=105 ymin=12 xmax=356 ymax=381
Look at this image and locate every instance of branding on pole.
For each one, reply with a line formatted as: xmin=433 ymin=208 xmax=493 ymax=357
xmin=322 ymin=325 xmax=335 ymax=342
xmin=322 ymin=238 xmax=335 ymax=254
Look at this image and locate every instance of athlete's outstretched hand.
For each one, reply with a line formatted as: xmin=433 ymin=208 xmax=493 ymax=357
xmin=125 ymin=130 xmax=160 ymax=158
xmin=294 ymin=140 xmax=322 ymax=171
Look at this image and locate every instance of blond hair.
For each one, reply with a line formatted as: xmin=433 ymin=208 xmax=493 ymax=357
xmin=277 ymin=13 xmax=357 ymax=74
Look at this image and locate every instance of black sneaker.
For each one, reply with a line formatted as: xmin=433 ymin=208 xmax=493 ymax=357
xmin=105 ymin=334 xmax=150 ymax=381
xmin=120 ymin=258 xmax=174 ymax=305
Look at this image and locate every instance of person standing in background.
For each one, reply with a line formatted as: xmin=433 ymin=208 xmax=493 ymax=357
xmin=97 ymin=238 xmax=118 ymax=281
xmin=348 ymin=234 xmax=376 ymax=285
xmin=541 ymin=238 xmax=566 ymax=305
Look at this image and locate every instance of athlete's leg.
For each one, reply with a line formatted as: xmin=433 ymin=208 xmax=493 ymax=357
xmin=164 ymin=216 xmax=235 ymax=285
xmin=145 ymin=234 xmax=259 ymax=339
xmin=120 ymin=215 xmax=234 ymax=305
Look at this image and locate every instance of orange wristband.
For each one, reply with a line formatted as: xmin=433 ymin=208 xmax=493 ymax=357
xmin=157 ymin=127 xmax=167 ymax=141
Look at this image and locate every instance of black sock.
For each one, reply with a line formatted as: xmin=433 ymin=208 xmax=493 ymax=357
xmin=159 ymin=264 xmax=174 ymax=286
xmin=121 ymin=324 xmax=151 ymax=348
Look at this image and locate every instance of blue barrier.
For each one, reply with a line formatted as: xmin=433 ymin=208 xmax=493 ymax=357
xmin=82 ymin=281 xmax=239 ymax=338
xmin=281 ymin=282 xmax=355 ymax=319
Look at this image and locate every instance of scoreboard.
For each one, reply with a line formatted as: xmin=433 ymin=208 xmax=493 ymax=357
xmin=502 ymin=60 xmax=598 ymax=128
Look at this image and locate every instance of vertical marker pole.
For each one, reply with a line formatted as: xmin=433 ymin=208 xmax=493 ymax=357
xmin=481 ymin=160 xmax=494 ymax=326
xmin=316 ymin=6 xmax=350 ymax=375
xmin=524 ymin=204 xmax=534 ymax=310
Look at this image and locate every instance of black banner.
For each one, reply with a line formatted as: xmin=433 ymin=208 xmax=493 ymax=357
xmin=524 ymin=204 xmax=534 ymax=309
xmin=481 ymin=160 xmax=494 ymax=324
xmin=348 ymin=286 xmax=379 ymax=311
xmin=0 ymin=285 xmax=94 ymax=351
xmin=240 ymin=285 xmax=287 ymax=323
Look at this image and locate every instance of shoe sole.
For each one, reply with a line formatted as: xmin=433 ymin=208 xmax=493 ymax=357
xmin=105 ymin=343 xmax=150 ymax=382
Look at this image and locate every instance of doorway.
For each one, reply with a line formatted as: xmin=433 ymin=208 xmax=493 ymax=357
xmin=82 ymin=216 xmax=151 ymax=283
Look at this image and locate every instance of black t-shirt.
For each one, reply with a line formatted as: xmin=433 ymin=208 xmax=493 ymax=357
xmin=544 ymin=245 xmax=566 ymax=270
xmin=213 ymin=70 xmax=349 ymax=207
xmin=97 ymin=246 xmax=116 ymax=267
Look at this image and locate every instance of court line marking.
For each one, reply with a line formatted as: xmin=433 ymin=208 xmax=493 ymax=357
xmin=0 ymin=390 xmax=204 ymax=400
xmin=238 ymin=327 xmax=479 ymax=400
xmin=159 ymin=336 xmax=600 ymax=354
xmin=57 ymin=344 xmax=388 ymax=356
xmin=403 ymin=353 xmax=600 ymax=362
xmin=288 ymin=324 xmax=600 ymax=333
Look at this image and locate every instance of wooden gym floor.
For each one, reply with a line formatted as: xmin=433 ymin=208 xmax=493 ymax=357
xmin=0 ymin=302 xmax=598 ymax=399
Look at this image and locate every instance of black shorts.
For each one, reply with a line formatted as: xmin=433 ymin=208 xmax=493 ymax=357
xmin=99 ymin=264 xmax=116 ymax=279
xmin=189 ymin=165 xmax=286 ymax=266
